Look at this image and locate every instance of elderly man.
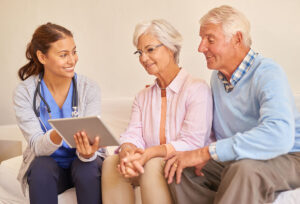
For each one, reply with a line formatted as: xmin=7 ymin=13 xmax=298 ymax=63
xmin=164 ymin=5 xmax=300 ymax=204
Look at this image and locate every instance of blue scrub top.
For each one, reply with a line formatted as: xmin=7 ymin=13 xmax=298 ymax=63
xmin=39 ymin=76 xmax=77 ymax=169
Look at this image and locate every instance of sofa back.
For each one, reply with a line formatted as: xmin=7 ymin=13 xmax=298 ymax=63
xmin=0 ymin=95 xmax=299 ymax=153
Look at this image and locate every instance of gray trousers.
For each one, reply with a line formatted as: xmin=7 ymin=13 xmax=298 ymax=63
xmin=169 ymin=152 xmax=300 ymax=204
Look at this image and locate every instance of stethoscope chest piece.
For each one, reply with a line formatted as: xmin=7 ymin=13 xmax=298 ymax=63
xmin=72 ymin=106 xmax=79 ymax=118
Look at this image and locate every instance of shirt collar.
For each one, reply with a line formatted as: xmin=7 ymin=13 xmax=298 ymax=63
xmin=230 ymin=48 xmax=257 ymax=86
xmin=154 ymin=68 xmax=188 ymax=94
xmin=218 ymin=49 xmax=257 ymax=92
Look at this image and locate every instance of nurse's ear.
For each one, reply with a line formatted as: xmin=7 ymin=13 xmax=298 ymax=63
xmin=36 ymin=50 xmax=46 ymax=65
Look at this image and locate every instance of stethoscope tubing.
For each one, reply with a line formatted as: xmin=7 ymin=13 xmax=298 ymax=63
xmin=33 ymin=72 xmax=78 ymax=121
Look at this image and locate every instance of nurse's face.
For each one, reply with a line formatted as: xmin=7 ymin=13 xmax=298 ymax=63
xmin=40 ymin=36 xmax=78 ymax=79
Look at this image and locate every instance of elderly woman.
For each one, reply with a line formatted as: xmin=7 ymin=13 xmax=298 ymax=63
xmin=102 ymin=19 xmax=213 ymax=204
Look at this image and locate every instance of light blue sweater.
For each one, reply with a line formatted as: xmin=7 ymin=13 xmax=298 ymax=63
xmin=212 ymin=54 xmax=300 ymax=162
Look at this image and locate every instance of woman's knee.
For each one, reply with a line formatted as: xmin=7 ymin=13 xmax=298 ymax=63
xmin=27 ymin=156 xmax=59 ymax=183
xmin=140 ymin=157 xmax=166 ymax=185
xmin=143 ymin=157 xmax=165 ymax=176
xmin=102 ymin=155 xmax=122 ymax=183
xmin=102 ymin=154 xmax=133 ymax=190
xmin=102 ymin=155 xmax=119 ymax=175
xmin=140 ymin=157 xmax=173 ymax=204
xmin=103 ymin=154 xmax=119 ymax=166
xmin=71 ymin=157 xmax=103 ymax=183
xmin=102 ymin=155 xmax=136 ymax=204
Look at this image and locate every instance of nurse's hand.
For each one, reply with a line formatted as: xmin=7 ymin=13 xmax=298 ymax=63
xmin=74 ymin=131 xmax=100 ymax=159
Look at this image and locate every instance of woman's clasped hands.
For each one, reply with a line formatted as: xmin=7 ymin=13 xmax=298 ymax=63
xmin=117 ymin=144 xmax=150 ymax=178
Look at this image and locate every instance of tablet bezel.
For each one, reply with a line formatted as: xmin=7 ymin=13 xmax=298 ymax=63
xmin=48 ymin=115 xmax=120 ymax=148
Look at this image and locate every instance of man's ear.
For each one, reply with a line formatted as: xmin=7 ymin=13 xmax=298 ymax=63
xmin=233 ymin=31 xmax=243 ymax=47
xmin=36 ymin=50 xmax=46 ymax=65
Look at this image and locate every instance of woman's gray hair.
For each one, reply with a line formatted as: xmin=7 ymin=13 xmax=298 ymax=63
xmin=133 ymin=19 xmax=183 ymax=64
xmin=200 ymin=5 xmax=252 ymax=47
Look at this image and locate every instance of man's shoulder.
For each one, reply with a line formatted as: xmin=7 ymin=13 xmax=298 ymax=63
xmin=250 ymin=55 xmax=290 ymax=95
xmin=253 ymin=54 xmax=283 ymax=75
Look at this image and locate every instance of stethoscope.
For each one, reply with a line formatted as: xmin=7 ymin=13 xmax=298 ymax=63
xmin=33 ymin=72 xmax=79 ymax=131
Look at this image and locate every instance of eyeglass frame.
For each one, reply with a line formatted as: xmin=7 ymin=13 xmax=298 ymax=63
xmin=134 ymin=44 xmax=164 ymax=56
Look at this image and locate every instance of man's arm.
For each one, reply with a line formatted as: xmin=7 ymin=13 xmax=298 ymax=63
xmin=216 ymin=63 xmax=295 ymax=162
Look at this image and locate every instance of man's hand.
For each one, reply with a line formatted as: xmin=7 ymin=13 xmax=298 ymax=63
xmin=164 ymin=146 xmax=211 ymax=184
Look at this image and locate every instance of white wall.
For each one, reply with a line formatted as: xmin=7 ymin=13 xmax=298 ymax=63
xmin=1 ymin=0 xmax=300 ymax=125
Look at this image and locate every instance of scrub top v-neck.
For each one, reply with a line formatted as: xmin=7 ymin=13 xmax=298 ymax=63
xmin=39 ymin=76 xmax=77 ymax=168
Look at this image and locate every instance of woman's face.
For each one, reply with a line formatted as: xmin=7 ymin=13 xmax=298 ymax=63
xmin=137 ymin=33 xmax=174 ymax=76
xmin=40 ymin=36 xmax=78 ymax=79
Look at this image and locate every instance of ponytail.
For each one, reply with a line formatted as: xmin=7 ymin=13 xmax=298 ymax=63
xmin=18 ymin=43 xmax=43 ymax=80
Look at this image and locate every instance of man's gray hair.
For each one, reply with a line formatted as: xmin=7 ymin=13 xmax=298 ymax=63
xmin=200 ymin=5 xmax=252 ymax=47
xmin=133 ymin=19 xmax=183 ymax=64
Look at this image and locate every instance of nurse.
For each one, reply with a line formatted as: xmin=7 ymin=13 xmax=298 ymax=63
xmin=13 ymin=23 xmax=102 ymax=204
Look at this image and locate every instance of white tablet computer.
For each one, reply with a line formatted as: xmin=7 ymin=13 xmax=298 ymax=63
xmin=48 ymin=115 xmax=120 ymax=148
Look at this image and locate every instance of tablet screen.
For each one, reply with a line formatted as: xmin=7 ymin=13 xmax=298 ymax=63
xmin=48 ymin=115 xmax=120 ymax=148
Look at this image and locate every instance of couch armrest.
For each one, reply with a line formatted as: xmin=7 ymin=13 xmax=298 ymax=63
xmin=0 ymin=140 xmax=22 ymax=163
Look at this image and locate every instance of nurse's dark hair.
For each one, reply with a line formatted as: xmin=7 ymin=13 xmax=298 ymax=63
xmin=18 ymin=22 xmax=73 ymax=81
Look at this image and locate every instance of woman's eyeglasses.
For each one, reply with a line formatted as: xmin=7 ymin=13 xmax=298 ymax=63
xmin=134 ymin=44 xmax=163 ymax=57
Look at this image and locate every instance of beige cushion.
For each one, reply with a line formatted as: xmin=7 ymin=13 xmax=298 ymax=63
xmin=0 ymin=140 xmax=22 ymax=163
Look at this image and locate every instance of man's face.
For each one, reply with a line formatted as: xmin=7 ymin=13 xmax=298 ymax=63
xmin=198 ymin=23 xmax=236 ymax=71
